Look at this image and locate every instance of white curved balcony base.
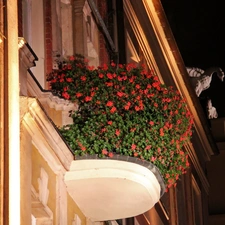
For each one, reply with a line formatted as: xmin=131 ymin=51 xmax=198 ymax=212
xmin=64 ymin=159 xmax=163 ymax=221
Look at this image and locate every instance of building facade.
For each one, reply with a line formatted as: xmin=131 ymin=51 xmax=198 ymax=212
xmin=1 ymin=0 xmax=224 ymax=225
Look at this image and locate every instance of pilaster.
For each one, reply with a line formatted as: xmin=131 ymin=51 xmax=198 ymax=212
xmin=72 ymin=0 xmax=87 ymax=56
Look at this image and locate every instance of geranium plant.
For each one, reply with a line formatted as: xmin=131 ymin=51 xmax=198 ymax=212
xmin=47 ymin=54 xmax=194 ymax=188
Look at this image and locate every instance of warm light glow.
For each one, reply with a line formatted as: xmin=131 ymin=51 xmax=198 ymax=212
xmin=0 ymin=37 xmax=2 ymax=43
xmin=7 ymin=1 xmax=20 ymax=225
xmin=9 ymin=62 xmax=20 ymax=225
xmin=18 ymin=37 xmax=26 ymax=48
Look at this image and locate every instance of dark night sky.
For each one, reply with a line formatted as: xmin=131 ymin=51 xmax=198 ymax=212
xmin=161 ymin=0 xmax=225 ymax=117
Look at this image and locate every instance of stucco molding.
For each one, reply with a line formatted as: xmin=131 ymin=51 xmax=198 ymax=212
xmin=21 ymin=97 xmax=74 ymax=172
xmin=27 ymin=71 xmax=76 ymax=112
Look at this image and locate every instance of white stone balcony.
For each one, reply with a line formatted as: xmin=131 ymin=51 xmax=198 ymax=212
xmin=64 ymin=155 xmax=165 ymax=222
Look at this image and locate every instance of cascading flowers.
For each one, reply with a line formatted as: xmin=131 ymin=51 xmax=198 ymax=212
xmin=47 ymin=54 xmax=194 ymax=189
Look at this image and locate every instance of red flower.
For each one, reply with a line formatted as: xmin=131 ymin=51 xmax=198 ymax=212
xmin=85 ymin=96 xmax=92 ymax=102
xmin=63 ymin=86 xmax=68 ymax=91
xmin=151 ymin=156 xmax=156 ymax=162
xmin=106 ymin=101 xmax=113 ymax=107
xmin=107 ymin=73 xmax=113 ymax=79
xmin=135 ymin=106 xmax=140 ymax=111
xmin=115 ymin=129 xmax=120 ymax=136
xmin=152 ymin=82 xmax=161 ymax=90
xmin=186 ymin=160 xmax=190 ymax=167
xmin=130 ymin=128 xmax=136 ymax=132
xmin=102 ymin=64 xmax=108 ymax=70
xmin=177 ymin=119 xmax=181 ymax=124
xmin=149 ymin=121 xmax=154 ymax=126
xmin=145 ymin=145 xmax=151 ymax=150
xmin=101 ymin=128 xmax=106 ymax=133
xmin=87 ymin=66 xmax=95 ymax=71
xmin=131 ymin=144 xmax=136 ymax=150
xmin=179 ymin=151 xmax=184 ymax=155
xmin=83 ymin=58 xmax=89 ymax=63
xmin=50 ymin=79 xmax=57 ymax=83
xmin=62 ymin=92 xmax=70 ymax=99
xmin=160 ymin=128 xmax=164 ymax=136
xmin=69 ymin=56 xmax=75 ymax=61
xmin=107 ymin=121 xmax=113 ymax=125
xmin=126 ymin=63 xmax=136 ymax=71
xmin=81 ymin=146 xmax=86 ymax=151
xmin=90 ymin=91 xmax=95 ymax=97
xmin=129 ymin=77 xmax=135 ymax=83
xmin=66 ymin=77 xmax=73 ymax=82
xmin=117 ymin=76 xmax=123 ymax=81
xmin=117 ymin=92 xmax=124 ymax=97
xmin=99 ymin=73 xmax=104 ymax=78
xmin=102 ymin=149 xmax=108 ymax=155
xmin=144 ymin=89 xmax=148 ymax=95
xmin=76 ymin=92 xmax=83 ymax=98
xmin=153 ymin=76 xmax=159 ymax=81
xmin=111 ymin=61 xmax=116 ymax=67
xmin=81 ymin=76 xmax=86 ymax=81
xmin=124 ymin=102 xmax=131 ymax=110
xmin=108 ymin=152 xmax=114 ymax=158
xmin=131 ymin=90 xmax=136 ymax=95
xmin=78 ymin=142 xmax=86 ymax=151
xmin=105 ymin=82 xmax=113 ymax=87
xmin=110 ymin=106 xmax=117 ymax=113
xmin=135 ymin=84 xmax=141 ymax=89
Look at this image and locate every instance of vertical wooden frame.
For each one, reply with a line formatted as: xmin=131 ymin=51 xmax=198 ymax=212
xmin=0 ymin=1 xmax=5 ymax=225
xmin=192 ymin=175 xmax=203 ymax=225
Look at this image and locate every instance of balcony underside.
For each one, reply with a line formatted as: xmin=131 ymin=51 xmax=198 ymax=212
xmin=64 ymin=158 xmax=164 ymax=221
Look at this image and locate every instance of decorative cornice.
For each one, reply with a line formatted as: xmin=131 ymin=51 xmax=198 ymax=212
xmin=21 ymin=97 xmax=74 ymax=172
xmin=27 ymin=70 xmax=77 ymax=112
